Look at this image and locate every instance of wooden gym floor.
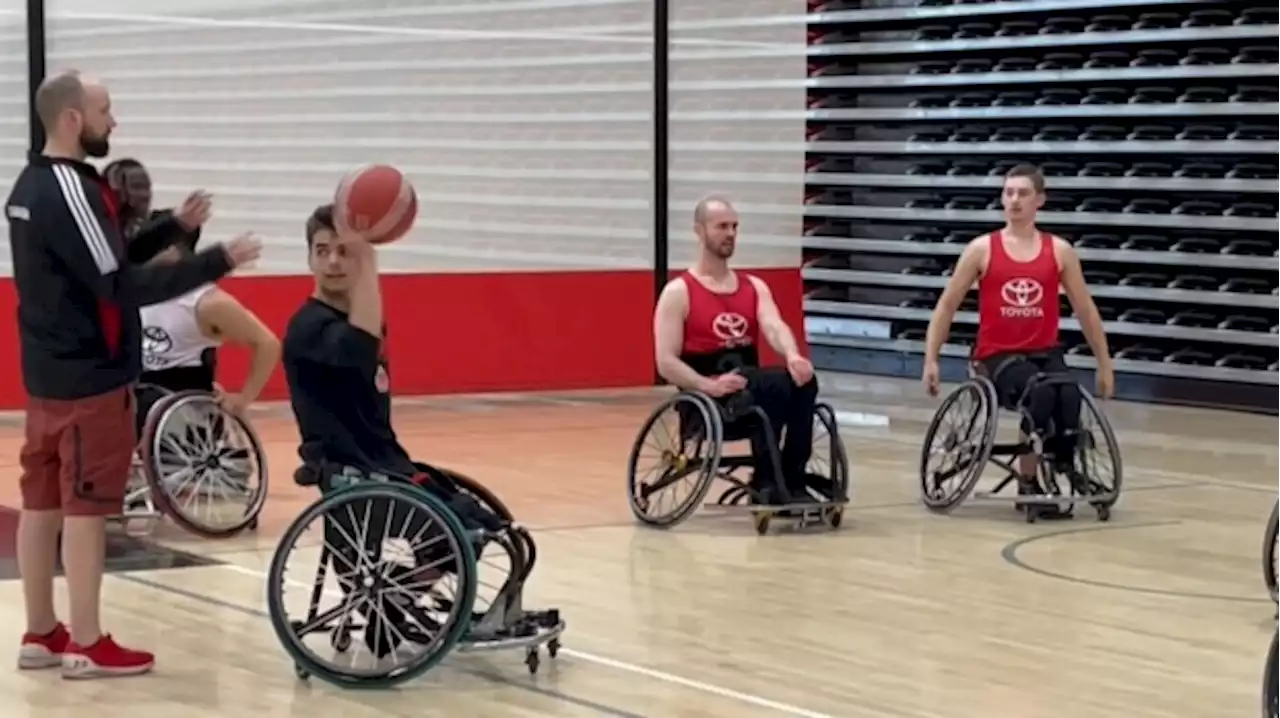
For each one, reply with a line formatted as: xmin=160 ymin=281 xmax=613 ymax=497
xmin=0 ymin=374 xmax=1274 ymax=718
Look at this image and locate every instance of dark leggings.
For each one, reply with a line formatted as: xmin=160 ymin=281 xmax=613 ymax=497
xmin=984 ymin=351 xmax=1081 ymax=459
xmin=722 ymin=367 xmax=818 ymax=491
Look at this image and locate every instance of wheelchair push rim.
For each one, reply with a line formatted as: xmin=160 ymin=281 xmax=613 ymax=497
xmin=1264 ymin=502 xmax=1279 ymax=603
xmin=626 ymin=392 xmax=722 ymax=528
xmin=919 ymin=379 xmax=997 ymax=513
xmin=267 ymin=482 xmax=478 ymax=688
xmin=139 ymin=390 xmax=268 ymax=539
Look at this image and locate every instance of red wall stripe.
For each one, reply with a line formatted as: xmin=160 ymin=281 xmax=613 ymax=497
xmin=0 ymin=267 xmax=804 ymax=408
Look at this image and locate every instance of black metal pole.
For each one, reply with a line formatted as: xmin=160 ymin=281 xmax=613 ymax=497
xmin=652 ymin=0 xmax=669 ymax=385
xmin=26 ymin=0 xmax=47 ymax=153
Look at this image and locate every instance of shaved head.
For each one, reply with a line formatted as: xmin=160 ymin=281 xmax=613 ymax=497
xmin=36 ymin=69 xmax=114 ymax=159
xmin=692 ymin=194 xmax=739 ymax=260
xmin=694 ymin=194 xmax=735 ymax=225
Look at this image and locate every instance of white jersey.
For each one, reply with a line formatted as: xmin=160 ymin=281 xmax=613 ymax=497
xmin=140 ymin=285 xmax=220 ymax=372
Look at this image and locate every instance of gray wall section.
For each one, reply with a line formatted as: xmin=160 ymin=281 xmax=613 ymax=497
xmin=0 ymin=14 xmax=26 ymax=251
xmin=11 ymin=0 xmax=806 ymax=276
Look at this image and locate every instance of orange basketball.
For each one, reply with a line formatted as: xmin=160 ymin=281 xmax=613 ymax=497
xmin=333 ymin=164 xmax=418 ymax=245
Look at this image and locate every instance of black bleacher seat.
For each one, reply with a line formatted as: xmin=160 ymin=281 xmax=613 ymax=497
xmin=1176 ymin=162 xmax=1226 ymax=178
xmin=1039 ymin=17 xmax=1084 ymax=35
xmin=1038 ymin=53 xmax=1083 ymax=70
xmin=1086 ymin=15 xmax=1130 ymax=32
xmin=1234 ymin=7 xmax=1278 ymax=25
xmin=909 ymin=128 xmax=950 ymax=143
xmin=912 ymin=61 xmax=952 ymax=75
xmin=1085 ymin=51 xmax=1129 ymax=69
xmin=905 ymin=230 xmax=945 ymax=244
xmin=1119 ymin=272 xmax=1166 ymax=288
xmin=951 ymin=59 xmax=993 ymax=74
xmin=1186 ymin=9 xmax=1236 ymax=27
xmin=1181 ymin=48 xmax=1232 ymax=66
xmin=994 ymin=58 xmax=1036 ymax=73
xmin=1128 ymin=125 xmax=1177 ymax=141
xmin=906 ymin=196 xmax=947 ymax=209
xmin=1178 ymin=87 xmax=1229 ymax=103
xmin=953 ymin=23 xmax=995 ymax=39
xmin=1233 ymin=47 xmax=1278 ymax=64
xmin=1119 ymin=308 xmax=1165 ymax=324
xmin=1034 ymin=125 xmax=1077 ymax=142
xmin=1120 ymin=234 xmax=1168 ymax=251
xmin=1124 ymin=199 xmax=1172 ymax=215
xmin=1133 ymin=12 xmax=1183 ymax=30
xmin=1171 ymin=200 xmax=1222 ymax=216
xmin=1131 ymin=49 xmax=1180 ymax=67
xmin=1170 ymin=237 xmax=1220 ymax=253
xmin=1125 ymin=162 xmax=1174 ymax=177
xmin=950 ymin=92 xmax=992 ymax=108
xmin=1164 ymin=348 xmax=1215 ymax=365
xmin=1078 ymin=197 xmax=1124 ymax=213
xmin=1083 ymin=270 xmax=1120 ymax=285
xmin=1231 ymin=85 xmax=1278 ymax=102
xmin=992 ymin=91 xmax=1037 ymax=107
xmin=946 ymin=196 xmax=988 ymax=210
xmin=997 ymin=21 xmax=1038 ymax=37
xmin=1116 ymin=346 xmax=1165 ymax=362
xmin=1067 ymin=344 xmax=1094 ymax=356
xmin=1039 ymin=161 xmax=1076 ymax=176
xmin=1215 ymin=354 xmax=1270 ymax=370
xmin=950 ymin=127 xmax=991 ymax=143
xmin=1229 ymin=125 xmax=1279 ymax=141
xmin=1220 ymin=278 xmax=1273 ymax=295
xmin=910 ymin=94 xmax=951 ymax=108
xmin=1169 ymin=310 xmax=1218 ymax=328
xmin=947 ymin=161 xmax=989 ymax=176
xmin=915 ymin=25 xmax=952 ymax=41
xmin=1176 ymin=126 xmax=1227 ymax=141
xmin=1040 ymin=89 xmax=1085 ymax=106
xmin=1085 ymin=87 xmax=1130 ymax=105
xmin=1225 ymin=202 xmax=1276 ymax=218
xmin=1167 ymin=275 xmax=1217 ymax=291
xmin=1128 ymin=87 xmax=1176 ymax=104
xmin=1079 ymin=125 xmax=1126 ymax=141
xmin=943 ymin=231 xmax=972 ymax=244
xmin=1218 ymin=316 xmax=1271 ymax=332
xmin=1075 ymin=233 xmax=1121 ymax=249
xmin=1221 ymin=239 xmax=1273 ymax=256
xmin=907 ymin=161 xmax=948 ymax=176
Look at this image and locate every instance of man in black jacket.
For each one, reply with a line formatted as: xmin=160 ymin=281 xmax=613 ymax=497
xmin=5 ymin=69 xmax=261 ymax=679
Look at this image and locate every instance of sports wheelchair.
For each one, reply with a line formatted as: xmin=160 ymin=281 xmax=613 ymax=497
xmin=1265 ymin=630 xmax=1278 ymax=718
xmin=267 ymin=460 xmax=565 ymax=688
xmin=626 ymin=387 xmax=850 ymax=535
xmin=920 ymin=358 xmax=1121 ymax=523
xmin=119 ymin=383 xmax=267 ymax=538
xmin=1264 ymin=501 xmax=1278 ymax=604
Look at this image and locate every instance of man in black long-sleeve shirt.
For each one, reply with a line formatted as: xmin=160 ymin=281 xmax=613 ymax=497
xmin=4 ymin=69 xmax=261 ymax=679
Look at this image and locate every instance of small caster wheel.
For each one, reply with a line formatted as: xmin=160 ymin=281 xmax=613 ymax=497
xmin=525 ymin=648 xmax=540 ymax=675
xmin=248 ymin=517 xmax=259 ymax=531
xmin=294 ymin=664 xmax=310 ymax=681
xmin=331 ymin=629 xmax=351 ymax=652
xmin=547 ymin=638 xmax=560 ymax=659
xmin=1095 ymin=504 xmax=1110 ymax=522
xmin=826 ymin=507 xmax=843 ymax=529
xmin=752 ymin=511 xmax=771 ymax=536
xmin=1024 ymin=506 xmax=1038 ymax=524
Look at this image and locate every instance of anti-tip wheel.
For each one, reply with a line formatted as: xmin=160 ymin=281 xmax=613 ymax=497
xmin=1095 ymin=504 xmax=1111 ymax=522
xmin=525 ymin=648 xmax=540 ymax=675
xmin=752 ymin=512 xmax=771 ymax=535
xmin=547 ymin=639 xmax=560 ymax=659
xmin=331 ymin=629 xmax=352 ymax=652
xmin=294 ymin=665 xmax=310 ymax=681
xmin=825 ymin=506 xmax=843 ymax=529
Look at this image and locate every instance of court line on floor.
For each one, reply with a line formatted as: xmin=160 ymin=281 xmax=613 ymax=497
xmin=209 ymin=560 xmax=836 ymax=718
xmin=114 ymin=571 xmax=644 ymax=718
xmin=1000 ymin=519 xmax=1273 ymax=604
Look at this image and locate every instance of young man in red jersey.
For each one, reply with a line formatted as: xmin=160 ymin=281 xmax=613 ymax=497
xmin=652 ymin=195 xmax=831 ymax=505
xmin=921 ymin=164 xmax=1115 ymax=505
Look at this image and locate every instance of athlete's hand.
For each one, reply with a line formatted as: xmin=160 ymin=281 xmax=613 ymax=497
xmin=222 ymin=233 xmax=262 ymax=269
xmin=212 ymin=383 xmax=249 ymax=415
xmin=922 ymin=359 xmax=941 ymax=397
xmin=785 ymin=354 xmax=814 ymax=386
xmin=701 ymin=370 xmax=747 ymax=398
xmin=1095 ymin=362 xmax=1115 ymax=400
xmin=175 ymin=190 xmax=213 ymax=230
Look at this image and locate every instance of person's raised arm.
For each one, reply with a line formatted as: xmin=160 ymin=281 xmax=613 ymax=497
xmin=38 ymin=168 xmax=249 ymax=306
xmin=653 ymin=280 xmax=712 ymax=393
xmin=195 ymin=287 xmax=281 ymax=405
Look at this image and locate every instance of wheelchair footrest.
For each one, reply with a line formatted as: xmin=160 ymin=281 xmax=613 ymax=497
xmin=458 ymin=609 xmax=565 ymax=654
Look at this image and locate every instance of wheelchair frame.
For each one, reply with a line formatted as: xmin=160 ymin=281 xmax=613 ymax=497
xmin=1265 ymin=630 xmax=1278 ymax=718
xmin=119 ymin=385 xmax=267 ymax=539
xmin=1264 ymin=501 xmax=1278 ymax=604
xmin=267 ymin=464 xmax=565 ymax=688
xmin=627 ymin=389 xmax=850 ymax=535
xmin=919 ymin=367 xmax=1122 ymax=524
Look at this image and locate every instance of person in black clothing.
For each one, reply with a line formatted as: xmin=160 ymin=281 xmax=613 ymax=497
xmin=104 ymin=157 xmax=212 ymax=262
xmin=5 ymin=69 xmax=262 ymax=678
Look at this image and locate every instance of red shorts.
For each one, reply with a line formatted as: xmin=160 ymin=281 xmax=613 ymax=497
xmin=19 ymin=386 xmax=136 ymax=516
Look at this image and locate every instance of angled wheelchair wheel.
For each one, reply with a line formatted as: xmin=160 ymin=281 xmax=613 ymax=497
xmin=1264 ymin=502 xmax=1278 ymax=603
xmin=920 ymin=379 xmax=997 ymax=513
xmin=626 ymin=392 xmax=722 ymax=528
xmin=139 ymin=390 xmax=267 ymax=538
xmin=429 ymin=467 xmax=517 ymax=619
xmin=1072 ymin=390 xmax=1123 ymax=518
xmin=808 ymin=403 xmax=850 ymax=528
xmin=1265 ymin=631 xmax=1278 ymax=718
xmin=267 ymin=482 xmax=478 ymax=688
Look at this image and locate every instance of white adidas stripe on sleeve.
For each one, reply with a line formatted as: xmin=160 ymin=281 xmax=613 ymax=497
xmin=51 ymin=163 xmax=118 ymax=275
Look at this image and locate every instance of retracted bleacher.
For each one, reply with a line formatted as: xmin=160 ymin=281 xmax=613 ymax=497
xmin=802 ymin=0 xmax=1279 ymax=412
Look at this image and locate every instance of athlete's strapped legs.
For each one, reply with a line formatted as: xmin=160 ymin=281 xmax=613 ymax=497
xmin=729 ymin=367 xmax=820 ymax=500
xmin=987 ymin=351 xmax=1082 ymax=470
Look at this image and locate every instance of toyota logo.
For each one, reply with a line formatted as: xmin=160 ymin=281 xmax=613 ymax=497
xmin=1000 ymin=278 xmax=1043 ymax=308
xmin=711 ymin=312 xmax=749 ymax=341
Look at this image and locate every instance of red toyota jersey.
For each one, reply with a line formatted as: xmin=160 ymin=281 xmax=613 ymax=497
xmin=679 ymin=271 xmax=761 ymax=371
xmin=972 ymin=231 xmax=1062 ymax=360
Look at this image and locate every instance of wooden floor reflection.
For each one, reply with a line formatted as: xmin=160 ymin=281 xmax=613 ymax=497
xmin=0 ymin=374 xmax=1274 ymax=718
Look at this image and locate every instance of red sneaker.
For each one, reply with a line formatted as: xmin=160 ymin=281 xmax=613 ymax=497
xmin=18 ymin=623 xmax=70 ymax=669
xmin=61 ymin=635 xmax=154 ymax=679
